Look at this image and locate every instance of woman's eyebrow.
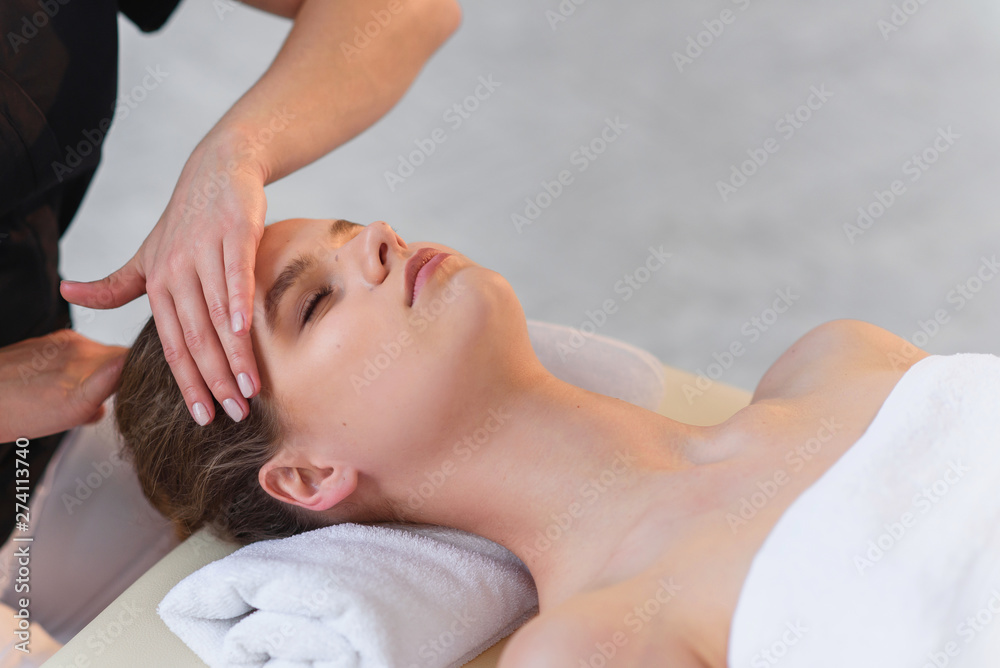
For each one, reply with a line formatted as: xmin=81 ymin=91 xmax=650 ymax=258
xmin=263 ymin=219 xmax=362 ymax=333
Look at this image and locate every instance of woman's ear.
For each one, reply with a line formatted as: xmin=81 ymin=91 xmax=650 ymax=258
xmin=259 ymin=451 xmax=358 ymax=512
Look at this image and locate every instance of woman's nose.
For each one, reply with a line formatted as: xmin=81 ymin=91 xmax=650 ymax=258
xmin=360 ymin=220 xmax=406 ymax=285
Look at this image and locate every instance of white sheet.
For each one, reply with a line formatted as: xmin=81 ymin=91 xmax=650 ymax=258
xmin=728 ymin=353 xmax=1000 ymax=667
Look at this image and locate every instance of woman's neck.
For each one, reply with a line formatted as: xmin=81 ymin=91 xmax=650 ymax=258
xmin=396 ymin=369 xmax=725 ymax=610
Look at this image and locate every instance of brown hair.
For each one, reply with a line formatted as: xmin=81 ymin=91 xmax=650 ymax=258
xmin=115 ymin=316 xmax=402 ymax=546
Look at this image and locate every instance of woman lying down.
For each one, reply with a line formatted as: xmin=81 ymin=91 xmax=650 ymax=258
xmin=115 ymin=218 xmax=1000 ymax=668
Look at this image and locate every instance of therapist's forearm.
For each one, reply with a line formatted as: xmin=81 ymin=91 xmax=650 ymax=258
xmin=205 ymin=0 xmax=462 ymax=184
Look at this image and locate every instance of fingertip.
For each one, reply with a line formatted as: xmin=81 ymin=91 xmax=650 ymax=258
xmin=191 ymin=402 xmax=211 ymax=427
xmin=60 ymin=278 xmax=99 ymax=307
xmin=237 ymin=372 xmax=255 ymax=399
xmin=231 ymin=311 xmax=246 ymax=334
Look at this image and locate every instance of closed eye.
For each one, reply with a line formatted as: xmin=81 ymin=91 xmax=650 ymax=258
xmin=301 ymin=285 xmax=333 ymax=326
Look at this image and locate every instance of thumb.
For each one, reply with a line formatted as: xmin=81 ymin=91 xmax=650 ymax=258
xmin=79 ymin=351 xmax=128 ymax=410
xmin=61 ymin=257 xmax=146 ymax=309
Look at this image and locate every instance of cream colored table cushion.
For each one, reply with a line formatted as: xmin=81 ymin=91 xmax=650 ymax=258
xmin=43 ymin=367 xmax=750 ymax=668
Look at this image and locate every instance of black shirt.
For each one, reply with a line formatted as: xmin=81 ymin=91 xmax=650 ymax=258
xmin=0 ymin=0 xmax=182 ymax=542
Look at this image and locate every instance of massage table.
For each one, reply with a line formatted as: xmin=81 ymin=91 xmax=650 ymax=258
xmin=34 ymin=325 xmax=752 ymax=668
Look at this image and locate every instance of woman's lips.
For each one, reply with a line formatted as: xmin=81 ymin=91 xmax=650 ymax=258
xmin=405 ymin=247 xmax=438 ymax=308
xmin=410 ymin=252 xmax=451 ymax=306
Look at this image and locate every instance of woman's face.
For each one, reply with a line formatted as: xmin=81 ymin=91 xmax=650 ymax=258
xmin=249 ymin=218 xmax=526 ymax=502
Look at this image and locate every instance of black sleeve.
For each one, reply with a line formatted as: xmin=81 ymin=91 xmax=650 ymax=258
xmin=118 ymin=0 xmax=184 ymax=33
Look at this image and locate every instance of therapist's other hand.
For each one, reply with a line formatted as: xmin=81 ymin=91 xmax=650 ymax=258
xmin=0 ymin=330 xmax=126 ymax=442
xmin=60 ymin=132 xmax=265 ymax=426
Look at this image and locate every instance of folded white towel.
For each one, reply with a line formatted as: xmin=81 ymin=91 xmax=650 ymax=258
xmin=728 ymin=353 xmax=1000 ymax=668
xmin=158 ymin=522 xmax=538 ymax=668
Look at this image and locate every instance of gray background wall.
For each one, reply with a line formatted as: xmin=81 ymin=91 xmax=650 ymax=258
xmin=63 ymin=0 xmax=1000 ymax=392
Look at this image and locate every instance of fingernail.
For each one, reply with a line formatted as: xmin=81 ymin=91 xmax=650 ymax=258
xmin=61 ymin=279 xmax=80 ymax=285
xmin=237 ymin=372 xmax=254 ymax=398
xmin=231 ymin=311 xmax=245 ymax=334
xmin=223 ymin=398 xmax=245 ymax=422
xmin=192 ymin=402 xmax=210 ymax=426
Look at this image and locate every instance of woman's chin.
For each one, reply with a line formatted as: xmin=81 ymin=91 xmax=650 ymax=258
xmin=406 ymin=266 xmax=529 ymax=385
xmin=425 ymin=266 xmax=522 ymax=340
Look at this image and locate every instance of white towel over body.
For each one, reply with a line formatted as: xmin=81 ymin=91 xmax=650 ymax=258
xmin=728 ymin=353 xmax=1000 ymax=668
xmin=158 ymin=523 xmax=538 ymax=668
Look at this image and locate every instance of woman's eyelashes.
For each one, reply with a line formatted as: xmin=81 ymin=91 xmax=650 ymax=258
xmin=301 ymin=285 xmax=334 ymax=326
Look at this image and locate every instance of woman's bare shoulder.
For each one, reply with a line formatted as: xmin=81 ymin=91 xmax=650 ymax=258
xmin=751 ymin=319 xmax=931 ymax=404
xmin=497 ymin=586 xmax=708 ymax=668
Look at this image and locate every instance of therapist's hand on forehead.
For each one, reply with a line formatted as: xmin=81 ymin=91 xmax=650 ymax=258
xmin=59 ymin=0 xmax=462 ymax=427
